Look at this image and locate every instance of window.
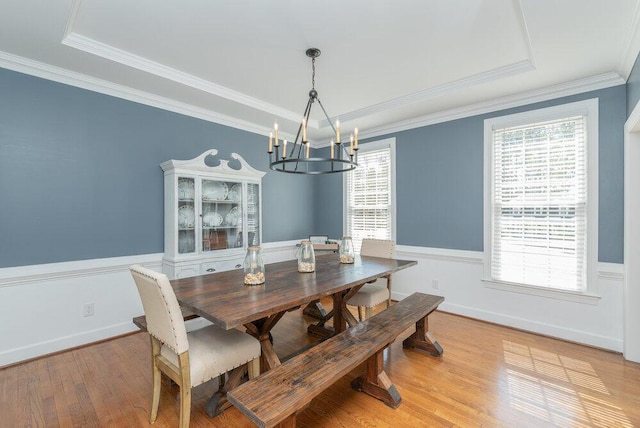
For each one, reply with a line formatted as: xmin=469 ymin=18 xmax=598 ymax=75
xmin=483 ymin=99 xmax=599 ymax=300
xmin=344 ymin=138 xmax=396 ymax=253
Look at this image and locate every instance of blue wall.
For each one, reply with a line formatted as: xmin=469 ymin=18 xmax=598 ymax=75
xmin=316 ymin=85 xmax=626 ymax=263
xmin=0 ymin=68 xmax=314 ymax=268
xmin=313 ymin=171 xmax=343 ymax=239
xmin=0 ymin=67 xmax=627 ymax=267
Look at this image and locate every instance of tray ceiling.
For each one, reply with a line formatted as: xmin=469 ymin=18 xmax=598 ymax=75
xmin=0 ymin=0 xmax=638 ymax=143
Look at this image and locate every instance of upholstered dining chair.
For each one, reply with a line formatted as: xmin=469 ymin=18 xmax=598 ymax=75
xmin=129 ymin=264 xmax=260 ymax=428
xmin=347 ymin=239 xmax=396 ymax=321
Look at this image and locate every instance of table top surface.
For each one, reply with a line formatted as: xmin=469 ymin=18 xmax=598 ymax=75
xmin=171 ymin=253 xmax=417 ymax=329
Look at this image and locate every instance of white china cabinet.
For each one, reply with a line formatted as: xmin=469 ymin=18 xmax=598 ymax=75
xmin=160 ymin=149 xmax=265 ymax=279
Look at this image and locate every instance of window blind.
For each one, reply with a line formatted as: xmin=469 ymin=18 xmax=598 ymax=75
xmin=491 ymin=115 xmax=587 ymax=291
xmin=346 ymin=147 xmax=392 ymax=253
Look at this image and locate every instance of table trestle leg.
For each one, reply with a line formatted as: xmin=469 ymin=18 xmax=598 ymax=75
xmin=244 ymin=312 xmax=286 ymax=372
xmin=205 ymin=365 xmax=246 ymax=417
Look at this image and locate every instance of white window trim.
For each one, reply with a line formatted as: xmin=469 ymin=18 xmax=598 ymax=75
xmin=482 ymin=99 xmax=600 ymax=304
xmin=343 ymin=137 xmax=397 ymax=242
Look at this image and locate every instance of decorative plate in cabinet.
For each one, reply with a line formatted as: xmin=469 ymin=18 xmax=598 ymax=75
xmin=202 ymin=181 xmax=228 ymax=201
xmin=178 ymin=205 xmax=195 ymax=228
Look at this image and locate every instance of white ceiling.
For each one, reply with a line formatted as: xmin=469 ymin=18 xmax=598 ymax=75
xmin=1 ymin=0 xmax=639 ymax=144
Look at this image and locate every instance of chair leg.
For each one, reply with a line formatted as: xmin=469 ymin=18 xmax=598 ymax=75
xmin=365 ymin=306 xmax=373 ymax=319
xmin=150 ymin=336 xmax=162 ymax=424
xmin=248 ymin=357 xmax=260 ymax=379
xmin=358 ymin=306 xmax=364 ymax=321
xmin=386 ymin=274 xmax=392 ymax=308
xmin=178 ymin=352 xmax=191 ymax=428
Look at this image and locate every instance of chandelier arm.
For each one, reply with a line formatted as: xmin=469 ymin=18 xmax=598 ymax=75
xmin=291 ymin=97 xmax=313 ymax=156
xmin=291 ymin=97 xmax=314 ymax=172
xmin=315 ymin=98 xmax=337 ymax=135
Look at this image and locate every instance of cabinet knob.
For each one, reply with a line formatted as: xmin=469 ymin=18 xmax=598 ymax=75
xmin=206 ymin=268 xmax=216 ymax=272
xmin=235 ymin=264 xmax=242 ymax=269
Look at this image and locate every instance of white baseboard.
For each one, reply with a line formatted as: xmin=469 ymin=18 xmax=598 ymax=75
xmin=0 ymin=322 xmax=139 ymax=367
xmin=439 ymin=302 xmax=623 ymax=352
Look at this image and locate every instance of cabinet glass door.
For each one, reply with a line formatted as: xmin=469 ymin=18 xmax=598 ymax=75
xmin=177 ymin=177 xmax=196 ymax=254
xmin=201 ymin=179 xmax=242 ymax=252
xmin=247 ymin=183 xmax=260 ymax=246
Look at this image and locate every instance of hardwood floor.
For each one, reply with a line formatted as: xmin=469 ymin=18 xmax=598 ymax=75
xmin=2 ymin=300 xmax=640 ymax=427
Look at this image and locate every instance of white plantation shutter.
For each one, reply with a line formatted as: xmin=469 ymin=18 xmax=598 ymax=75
xmin=346 ymin=147 xmax=392 ymax=253
xmin=491 ymin=115 xmax=587 ymax=291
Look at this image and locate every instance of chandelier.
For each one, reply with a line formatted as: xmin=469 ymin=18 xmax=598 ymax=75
xmin=268 ymin=48 xmax=358 ymax=174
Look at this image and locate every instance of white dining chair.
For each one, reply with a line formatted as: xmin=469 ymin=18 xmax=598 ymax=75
xmin=129 ymin=264 xmax=260 ymax=428
xmin=347 ymin=239 xmax=396 ymax=321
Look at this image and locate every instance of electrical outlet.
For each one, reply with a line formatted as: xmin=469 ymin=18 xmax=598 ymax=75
xmin=83 ymin=303 xmax=95 ymax=317
xmin=432 ymin=280 xmax=439 ymax=289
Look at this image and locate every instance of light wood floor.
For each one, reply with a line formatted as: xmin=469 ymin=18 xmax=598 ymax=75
xmin=2 ymin=301 xmax=640 ymax=427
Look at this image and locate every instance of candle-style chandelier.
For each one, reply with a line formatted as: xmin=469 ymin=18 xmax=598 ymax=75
xmin=268 ymin=48 xmax=358 ymax=174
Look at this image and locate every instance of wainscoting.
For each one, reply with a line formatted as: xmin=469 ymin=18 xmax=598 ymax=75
xmin=0 ymin=241 xmax=299 ymax=367
xmin=393 ymin=245 xmax=624 ymax=353
xmin=0 ymin=242 xmax=624 ymax=367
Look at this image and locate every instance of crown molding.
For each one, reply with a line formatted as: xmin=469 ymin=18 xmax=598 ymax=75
xmin=319 ymin=59 xmax=536 ymax=129
xmin=61 ymin=32 xmax=309 ymax=126
xmin=513 ymin=0 xmax=536 ymax=69
xmin=0 ymin=50 xmax=626 ymax=148
xmin=618 ymin=0 xmax=640 ymax=80
xmin=0 ymin=49 xmax=277 ymax=137
xmin=63 ymin=0 xmax=83 ymax=40
xmin=357 ymin=72 xmax=625 ymax=143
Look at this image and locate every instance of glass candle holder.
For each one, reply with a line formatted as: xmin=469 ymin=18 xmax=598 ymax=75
xmin=243 ymin=246 xmax=265 ymax=285
xmin=339 ymin=236 xmax=355 ymax=264
xmin=298 ymin=240 xmax=316 ymax=272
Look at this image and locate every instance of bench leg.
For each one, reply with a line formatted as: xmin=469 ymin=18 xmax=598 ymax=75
xmin=402 ymin=314 xmax=443 ymax=357
xmin=276 ymin=414 xmax=297 ymax=427
xmin=351 ymin=349 xmax=402 ymax=409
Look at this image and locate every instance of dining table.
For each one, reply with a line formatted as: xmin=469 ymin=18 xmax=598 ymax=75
xmin=169 ymin=252 xmax=417 ymax=416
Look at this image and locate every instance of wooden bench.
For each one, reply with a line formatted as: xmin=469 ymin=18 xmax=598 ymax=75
xmin=227 ymin=292 xmax=444 ymax=428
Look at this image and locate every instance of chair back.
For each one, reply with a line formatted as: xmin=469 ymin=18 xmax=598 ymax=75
xmin=360 ymin=239 xmax=396 ymax=259
xmin=130 ymin=264 xmax=189 ymax=354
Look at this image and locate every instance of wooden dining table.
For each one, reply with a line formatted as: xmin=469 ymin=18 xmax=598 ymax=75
xmin=169 ymin=252 xmax=417 ymax=416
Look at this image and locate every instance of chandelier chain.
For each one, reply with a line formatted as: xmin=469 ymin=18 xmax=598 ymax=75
xmin=311 ymin=57 xmax=316 ymax=89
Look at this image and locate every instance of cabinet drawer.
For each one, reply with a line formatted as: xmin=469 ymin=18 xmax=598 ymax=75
xmin=200 ymin=260 xmax=243 ymax=275
xmin=174 ymin=264 xmax=200 ymax=279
